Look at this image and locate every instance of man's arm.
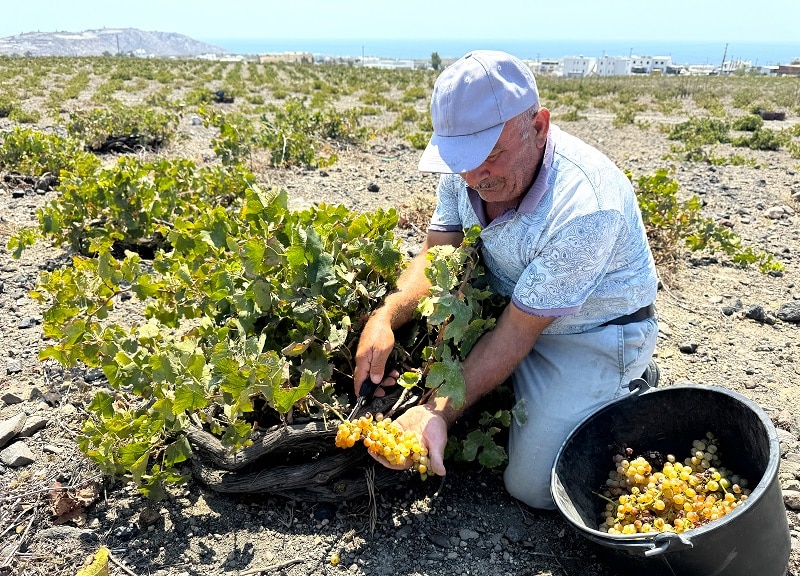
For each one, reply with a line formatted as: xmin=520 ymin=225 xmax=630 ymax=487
xmin=432 ymin=303 xmax=554 ymax=426
xmin=354 ymin=230 xmax=463 ymax=391
xmin=394 ymin=303 xmax=554 ymax=476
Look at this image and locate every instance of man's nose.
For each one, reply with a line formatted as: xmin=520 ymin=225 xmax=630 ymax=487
xmin=462 ymin=163 xmax=488 ymax=187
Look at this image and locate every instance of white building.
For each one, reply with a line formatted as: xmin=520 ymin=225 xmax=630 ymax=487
xmin=630 ymin=55 xmax=673 ymax=74
xmin=563 ymin=56 xmax=596 ymax=77
xmin=721 ymin=59 xmax=752 ymax=74
xmin=686 ymin=64 xmax=717 ymax=75
xmin=259 ymin=52 xmax=313 ymax=64
xmin=361 ymin=57 xmax=415 ymax=69
xmin=754 ymin=65 xmax=779 ymax=76
xmin=596 ymin=55 xmax=632 ymax=76
xmin=528 ymin=59 xmax=562 ymax=76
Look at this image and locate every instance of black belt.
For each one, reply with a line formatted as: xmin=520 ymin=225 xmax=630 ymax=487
xmin=601 ymin=304 xmax=655 ymax=327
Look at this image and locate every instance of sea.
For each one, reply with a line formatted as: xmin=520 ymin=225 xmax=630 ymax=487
xmin=202 ymin=38 xmax=800 ymax=67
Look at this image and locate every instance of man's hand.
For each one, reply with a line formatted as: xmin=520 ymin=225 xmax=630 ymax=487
xmin=353 ymin=311 xmax=395 ymax=394
xmin=353 ymin=231 xmax=463 ymax=395
xmin=368 ymin=404 xmax=448 ymax=477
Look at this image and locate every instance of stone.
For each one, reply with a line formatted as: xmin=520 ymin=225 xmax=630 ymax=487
xmin=458 ymin=528 xmax=479 ymax=540
xmin=783 ymin=478 xmax=800 ymax=491
xmin=138 ymin=506 xmax=163 ymax=529
xmin=19 ymin=415 xmax=49 ymax=437
xmin=783 ymin=490 xmax=800 ymax=511
xmin=5 ymin=358 xmax=23 ymax=375
xmin=34 ymin=526 xmax=98 ymax=544
xmin=777 ymin=301 xmax=800 ymax=324
xmin=765 ymin=206 xmax=786 ymax=219
xmin=776 ymin=429 xmax=798 ymax=449
xmin=781 ymin=459 xmax=800 ymax=479
xmin=0 ymin=391 xmax=24 ymax=405
xmin=744 ymin=304 xmax=768 ymax=323
xmin=17 ymin=317 xmax=38 ymax=329
xmin=0 ymin=441 xmax=35 ymax=467
xmin=504 ymin=524 xmax=526 ymax=544
xmin=0 ymin=412 xmax=26 ymax=449
xmin=426 ymin=532 xmax=451 ymax=549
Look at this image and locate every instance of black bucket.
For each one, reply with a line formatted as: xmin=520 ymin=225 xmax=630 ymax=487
xmin=551 ymin=383 xmax=791 ymax=576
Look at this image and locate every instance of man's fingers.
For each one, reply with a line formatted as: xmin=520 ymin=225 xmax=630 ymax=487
xmin=372 ymin=369 xmax=400 ymax=397
xmin=428 ymin=450 xmax=447 ymax=477
xmin=368 ymin=450 xmax=409 ymax=471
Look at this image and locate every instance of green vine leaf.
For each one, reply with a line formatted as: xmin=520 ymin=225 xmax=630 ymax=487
xmin=273 ymin=369 xmax=317 ymax=415
xmin=426 ymin=358 xmax=466 ymax=409
xmin=173 ymin=382 xmax=208 ymax=414
xmin=164 ymin=436 xmax=193 ymax=467
xmin=460 ymin=429 xmax=508 ymax=468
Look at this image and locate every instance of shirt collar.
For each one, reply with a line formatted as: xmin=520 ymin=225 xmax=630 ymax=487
xmin=517 ymin=124 xmax=556 ymax=214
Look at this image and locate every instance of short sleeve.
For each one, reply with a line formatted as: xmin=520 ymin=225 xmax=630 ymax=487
xmin=428 ymin=174 xmax=465 ymax=233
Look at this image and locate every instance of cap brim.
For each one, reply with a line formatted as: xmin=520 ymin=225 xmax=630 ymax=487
xmin=417 ymin=123 xmax=504 ymax=174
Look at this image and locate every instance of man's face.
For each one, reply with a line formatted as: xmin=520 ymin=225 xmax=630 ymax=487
xmin=460 ymin=111 xmax=545 ymax=206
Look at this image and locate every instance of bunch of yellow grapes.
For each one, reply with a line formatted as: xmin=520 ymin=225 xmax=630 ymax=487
xmin=335 ymin=413 xmax=433 ymax=479
xmin=598 ymin=432 xmax=751 ymax=535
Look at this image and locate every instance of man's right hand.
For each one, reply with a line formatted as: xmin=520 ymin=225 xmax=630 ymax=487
xmin=353 ymin=310 xmax=396 ymax=395
xmin=352 ymin=231 xmax=463 ymax=395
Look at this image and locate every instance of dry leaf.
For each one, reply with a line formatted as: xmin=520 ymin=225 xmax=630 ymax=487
xmin=48 ymin=481 xmax=101 ymax=525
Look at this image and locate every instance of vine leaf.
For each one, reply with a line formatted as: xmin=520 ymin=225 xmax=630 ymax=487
xmin=461 ymin=429 xmax=508 ymax=468
xmin=164 ymin=436 xmax=193 ymax=466
xmin=425 ymin=358 xmax=465 ymax=410
xmin=273 ymin=370 xmax=317 ymax=414
xmin=173 ymin=382 xmax=208 ymax=414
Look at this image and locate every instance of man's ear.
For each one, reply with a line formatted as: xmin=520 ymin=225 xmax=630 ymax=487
xmin=534 ymin=108 xmax=550 ymax=147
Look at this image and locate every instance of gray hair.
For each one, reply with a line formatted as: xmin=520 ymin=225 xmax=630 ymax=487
xmin=516 ymin=105 xmax=539 ymax=141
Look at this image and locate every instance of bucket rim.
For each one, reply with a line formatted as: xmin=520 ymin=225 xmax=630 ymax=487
xmin=550 ymin=382 xmax=781 ymax=545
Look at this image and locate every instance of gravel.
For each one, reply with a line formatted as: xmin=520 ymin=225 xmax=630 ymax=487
xmin=1 ymin=95 xmax=800 ymax=576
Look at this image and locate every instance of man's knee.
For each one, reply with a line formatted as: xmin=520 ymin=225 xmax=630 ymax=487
xmin=503 ymin=466 xmax=557 ymax=510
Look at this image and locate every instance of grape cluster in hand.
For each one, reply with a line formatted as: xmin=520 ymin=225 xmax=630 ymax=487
xmin=335 ymin=413 xmax=434 ymax=478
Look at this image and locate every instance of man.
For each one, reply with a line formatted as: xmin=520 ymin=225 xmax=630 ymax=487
xmin=354 ymin=50 xmax=658 ymax=509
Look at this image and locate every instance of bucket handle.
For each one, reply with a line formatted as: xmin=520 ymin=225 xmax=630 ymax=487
xmin=643 ymin=532 xmax=694 ymax=557
xmin=627 ymin=376 xmax=652 ymax=395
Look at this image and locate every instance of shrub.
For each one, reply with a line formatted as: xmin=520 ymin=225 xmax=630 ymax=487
xmin=0 ymin=93 xmax=17 ymax=117
xmin=0 ymin=126 xmax=99 ymax=178
xmin=8 ymin=107 xmax=41 ymax=124
xmin=66 ymin=103 xmax=179 ymax=152
xmin=405 ymin=131 xmax=430 ymax=150
xmin=634 ymin=169 xmax=782 ymax=274
xmin=667 ymin=117 xmax=730 ymax=146
xmin=731 ymin=128 xmax=787 ymax=151
xmin=731 ymin=115 xmax=763 ymax=132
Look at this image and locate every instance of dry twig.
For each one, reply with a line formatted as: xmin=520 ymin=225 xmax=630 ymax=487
xmin=364 ymin=466 xmax=377 ymax=535
xmin=1 ymin=507 xmax=36 ymax=568
xmin=109 ymin=552 xmax=140 ymax=576
xmin=238 ymin=558 xmax=304 ymax=575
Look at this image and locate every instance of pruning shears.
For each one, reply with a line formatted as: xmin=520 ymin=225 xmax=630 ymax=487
xmin=347 ymin=377 xmax=382 ymax=421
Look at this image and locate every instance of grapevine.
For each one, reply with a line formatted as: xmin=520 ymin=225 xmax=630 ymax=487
xmin=597 ymin=431 xmax=751 ymax=535
xmin=21 ymin=175 xmax=501 ymax=497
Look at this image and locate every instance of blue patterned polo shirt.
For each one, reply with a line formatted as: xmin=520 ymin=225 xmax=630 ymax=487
xmin=427 ymin=125 xmax=658 ymax=335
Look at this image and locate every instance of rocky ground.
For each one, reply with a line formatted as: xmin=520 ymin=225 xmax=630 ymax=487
xmin=1 ymin=93 xmax=800 ymax=576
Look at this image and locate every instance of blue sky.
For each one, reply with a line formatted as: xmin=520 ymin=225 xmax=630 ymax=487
xmin=2 ymin=0 xmax=798 ymax=44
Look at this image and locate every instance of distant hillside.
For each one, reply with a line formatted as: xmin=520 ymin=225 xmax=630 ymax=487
xmin=0 ymin=28 xmax=227 ymax=57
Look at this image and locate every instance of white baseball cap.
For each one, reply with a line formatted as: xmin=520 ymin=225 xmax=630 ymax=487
xmin=418 ymin=50 xmax=540 ymax=174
